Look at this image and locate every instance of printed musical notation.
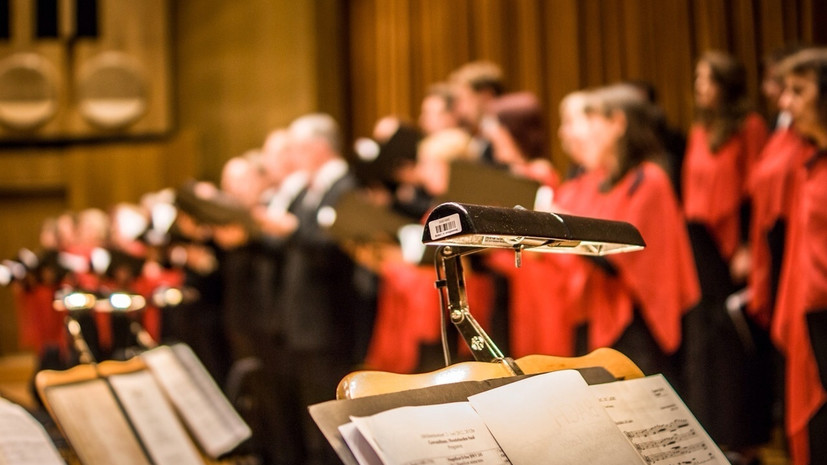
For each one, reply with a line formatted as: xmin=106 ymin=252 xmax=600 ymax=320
xmin=627 ymin=419 xmax=691 ymax=439
xmin=644 ymin=442 xmax=712 ymax=464
xmin=625 ymin=419 xmax=716 ymax=464
xmin=332 ymin=373 xmax=728 ymax=465
xmin=589 ymin=375 xmax=729 ymax=465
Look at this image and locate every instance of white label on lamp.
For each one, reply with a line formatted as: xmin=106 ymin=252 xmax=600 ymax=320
xmin=428 ymin=213 xmax=462 ymax=240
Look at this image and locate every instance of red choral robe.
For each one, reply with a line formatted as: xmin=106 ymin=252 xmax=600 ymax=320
xmin=485 ymin=170 xmax=596 ymax=357
xmin=772 ymin=149 xmax=827 ymax=465
xmin=130 ymin=263 xmax=184 ymax=343
xmin=683 ymin=113 xmax=768 ymax=260
xmin=75 ymin=243 xmax=183 ymax=351
xmin=12 ymin=282 xmax=65 ymax=355
xmin=486 ymin=250 xmax=583 ymax=357
xmin=365 ymin=258 xmax=494 ymax=373
xmin=499 ymin=163 xmax=699 ymax=356
xmin=571 ymin=162 xmax=699 ymax=353
xmin=747 ymin=129 xmax=813 ymax=327
xmin=484 ymin=168 xmax=571 ymax=357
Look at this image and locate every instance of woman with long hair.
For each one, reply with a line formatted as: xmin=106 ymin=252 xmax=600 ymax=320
xmin=773 ymin=47 xmax=827 ymax=465
xmin=553 ymin=84 xmax=699 ymax=383
xmin=682 ymin=50 xmax=773 ymax=464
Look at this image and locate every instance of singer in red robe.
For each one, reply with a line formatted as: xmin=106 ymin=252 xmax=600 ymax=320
xmin=748 ymin=128 xmax=813 ymax=327
xmin=681 ymin=52 xmax=773 ymax=459
xmin=771 ymin=48 xmax=827 ymax=465
xmin=503 ymin=84 xmax=699 ymax=384
xmin=480 ymin=92 xmax=569 ymax=357
xmin=364 ymin=128 xmax=495 ymax=373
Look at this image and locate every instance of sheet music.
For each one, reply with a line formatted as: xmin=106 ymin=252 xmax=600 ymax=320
xmin=44 ymin=379 xmax=151 ymax=465
xmin=349 ymin=402 xmax=511 ymax=465
xmin=467 ymin=370 xmax=646 ymax=465
xmin=170 ymin=343 xmax=251 ymax=443
xmin=588 ymin=375 xmax=728 ymax=465
xmin=141 ymin=344 xmax=251 ymax=458
xmin=108 ymin=371 xmax=204 ymax=465
xmin=338 ymin=422 xmax=384 ymax=465
xmin=0 ymin=397 xmax=65 ymax=465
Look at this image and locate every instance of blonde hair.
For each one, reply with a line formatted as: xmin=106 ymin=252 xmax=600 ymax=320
xmin=417 ymin=128 xmax=473 ymax=162
xmin=449 ymin=61 xmax=505 ymax=95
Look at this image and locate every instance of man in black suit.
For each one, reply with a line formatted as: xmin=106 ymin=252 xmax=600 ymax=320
xmin=273 ymin=113 xmax=360 ymax=465
xmin=449 ymin=60 xmax=506 ymax=164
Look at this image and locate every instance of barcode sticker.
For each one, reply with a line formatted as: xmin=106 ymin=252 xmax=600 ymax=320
xmin=428 ymin=213 xmax=462 ymax=240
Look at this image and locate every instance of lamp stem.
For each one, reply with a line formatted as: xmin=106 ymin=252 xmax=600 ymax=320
xmin=438 ymin=248 xmax=524 ymax=375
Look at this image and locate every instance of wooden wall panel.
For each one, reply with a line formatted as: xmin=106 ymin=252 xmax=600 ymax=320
xmin=413 ymin=0 xmax=471 ymax=90
xmin=691 ymin=0 xmax=731 ymax=53
xmin=542 ymin=0 xmax=582 ymax=169
xmin=779 ymin=0 xmax=803 ymax=43
xmin=620 ymin=0 xmax=646 ymax=80
xmin=731 ymin=0 xmax=760 ymax=99
xmin=0 ymin=0 xmax=172 ymax=141
xmin=601 ymin=0 xmax=625 ymax=83
xmin=758 ymin=0 xmax=786 ymax=57
xmin=580 ymin=0 xmax=606 ymax=87
xmin=349 ymin=0 xmax=380 ymax=138
xmin=374 ymin=0 xmax=413 ymax=120
xmin=512 ymin=0 xmax=543 ymax=97
xmin=652 ymin=0 xmax=695 ymax=130
xmin=470 ymin=0 xmax=509 ymax=68
xmin=176 ymin=0 xmax=325 ymax=181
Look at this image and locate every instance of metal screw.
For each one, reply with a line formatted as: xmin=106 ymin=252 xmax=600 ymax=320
xmin=471 ymin=336 xmax=485 ymax=351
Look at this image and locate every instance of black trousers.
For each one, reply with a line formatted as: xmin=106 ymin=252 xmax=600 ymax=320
xmin=808 ymin=310 xmax=827 ymax=464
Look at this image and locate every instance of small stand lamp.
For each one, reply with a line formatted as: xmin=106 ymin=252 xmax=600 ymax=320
xmin=422 ymin=202 xmax=646 ymax=375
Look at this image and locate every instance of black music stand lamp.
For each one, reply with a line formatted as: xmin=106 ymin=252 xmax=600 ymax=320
xmin=422 ymin=202 xmax=646 ymax=376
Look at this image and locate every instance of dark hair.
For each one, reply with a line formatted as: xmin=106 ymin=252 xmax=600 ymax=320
xmin=695 ymin=50 xmax=751 ymax=152
xmin=623 ymin=79 xmax=659 ymax=104
xmin=778 ymin=47 xmax=827 ymax=127
xmin=585 ymin=84 xmax=664 ymax=186
xmin=764 ymin=43 xmax=809 ymax=69
xmin=488 ymin=92 xmax=548 ymax=161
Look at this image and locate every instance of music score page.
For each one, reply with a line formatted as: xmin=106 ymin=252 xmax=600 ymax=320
xmin=344 ymin=401 xmax=511 ymax=465
xmin=468 ymin=369 xmax=646 ymax=465
xmin=0 ymin=397 xmax=65 ymax=465
xmin=588 ymin=374 xmax=728 ymax=465
xmin=338 ymin=370 xmax=727 ymax=465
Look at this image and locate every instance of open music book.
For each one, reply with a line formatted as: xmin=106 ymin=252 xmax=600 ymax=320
xmin=35 ymin=343 xmax=250 ymax=465
xmin=0 ymin=397 xmax=66 ymax=465
xmin=337 ymin=370 xmax=727 ymax=465
xmin=140 ymin=344 xmax=252 ymax=458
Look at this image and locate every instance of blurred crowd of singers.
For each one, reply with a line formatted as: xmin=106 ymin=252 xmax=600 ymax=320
xmin=6 ymin=47 xmax=827 ymax=465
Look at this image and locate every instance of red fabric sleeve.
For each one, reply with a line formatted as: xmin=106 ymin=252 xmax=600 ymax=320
xmin=772 ymin=151 xmax=827 ymax=465
xmin=748 ymin=130 xmax=813 ymax=325
xmin=683 ymin=114 xmax=768 ymax=260
xmin=365 ymin=260 xmax=497 ymax=373
xmin=590 ymin=163 xmax=700 ymax=353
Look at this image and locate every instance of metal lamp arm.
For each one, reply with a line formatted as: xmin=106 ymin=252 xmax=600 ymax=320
xmin=437 ymin=246 xmax=523 ymax=375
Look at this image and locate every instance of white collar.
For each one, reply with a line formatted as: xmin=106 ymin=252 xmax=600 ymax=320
xmin=266 ymin=170 xmax=310 ymax=216
xmin=310 ymin=159 xmax=349 ymax=193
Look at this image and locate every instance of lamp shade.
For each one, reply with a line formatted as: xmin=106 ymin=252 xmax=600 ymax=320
xmin=422 ymin=202 xmax=645 ymax=256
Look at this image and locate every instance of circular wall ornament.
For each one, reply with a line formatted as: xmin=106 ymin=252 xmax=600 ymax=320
xmin=0 ymin=53 xmax=60 ymax=130
xmin=77 ymin=51 xmax=148 ymax=129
